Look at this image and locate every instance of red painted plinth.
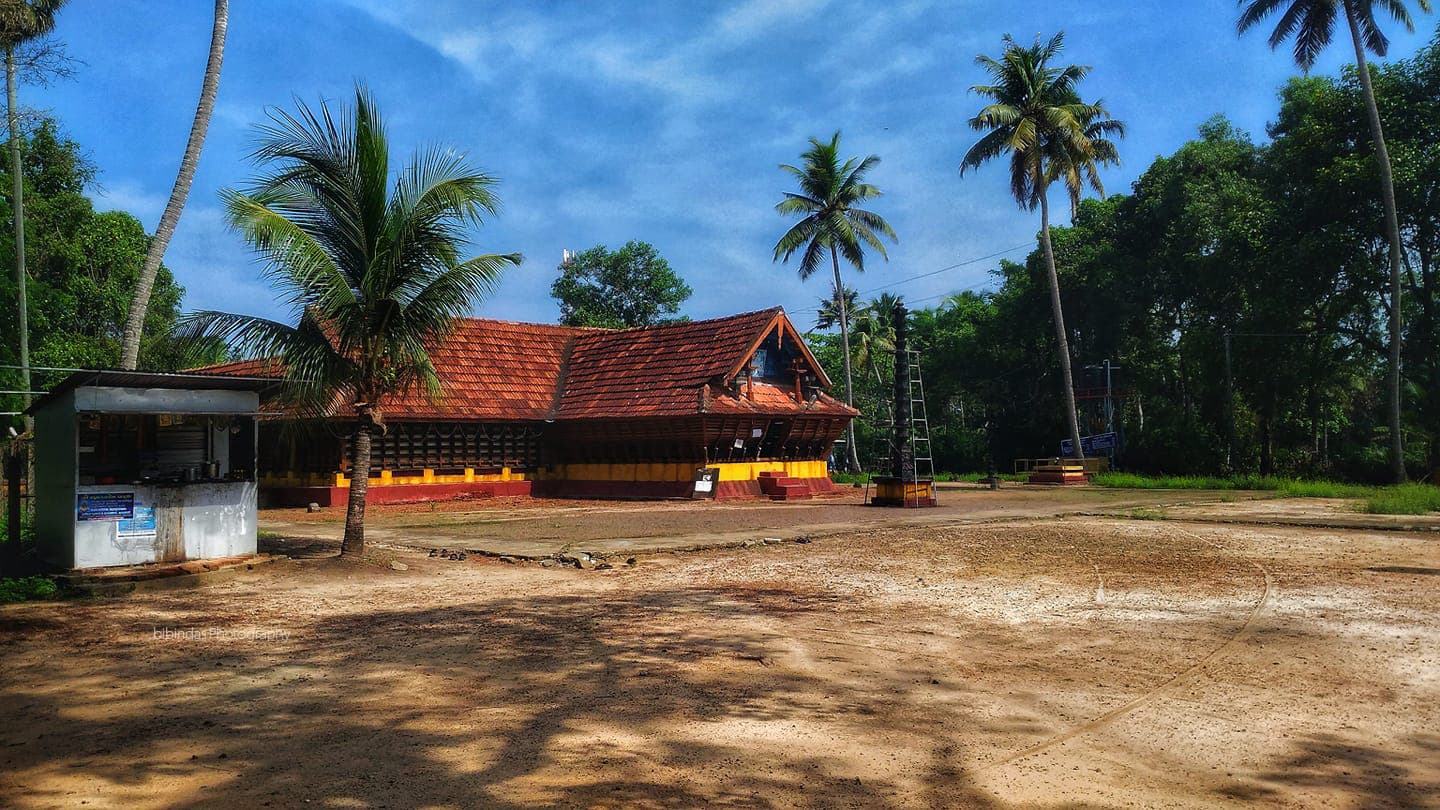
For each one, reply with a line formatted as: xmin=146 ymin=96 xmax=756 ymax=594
xmin=264 ymin=480 xmax=532 ymax=507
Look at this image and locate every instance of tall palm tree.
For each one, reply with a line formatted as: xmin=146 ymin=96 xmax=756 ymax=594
xmin=1056 ymin=108 xmax=1126 ymax=221
xmin=0 ymin=0 xmax=63 ymax=423
xmin=119 ymin=0 xmax=227 ymax=370
xmin=774 ymin=131 xmax=897 ymax=472
xmin=1238 ymin=0 xmax=1431 ymax=483
xmin=961 ymin=32 xmax=1121 ymax=460
xmin=179 ymin=86 xmax=522 ymax=557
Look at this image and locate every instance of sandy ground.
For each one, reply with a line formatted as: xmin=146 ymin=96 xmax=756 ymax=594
xmin=256 ymin=486 xmax=1280 ymax=559
xmin=1 ymin=509 xmax=1437 ymax=808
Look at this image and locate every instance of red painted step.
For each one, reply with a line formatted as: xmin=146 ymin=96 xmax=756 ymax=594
xmin=758 ymin=475 xmax=802 ymax=493
xmin=768 ymin=483 xmax=812 ymax=501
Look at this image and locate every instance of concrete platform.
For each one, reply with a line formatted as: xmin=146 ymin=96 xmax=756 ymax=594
xmin=56 ymin=553 xmax=284 ymax=596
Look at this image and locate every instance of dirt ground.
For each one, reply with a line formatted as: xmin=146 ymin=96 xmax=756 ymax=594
xmin=256 ymin=485 xmax=1280 ymax=559
xmin=1 ymin=499 xmax=1437 ymax=808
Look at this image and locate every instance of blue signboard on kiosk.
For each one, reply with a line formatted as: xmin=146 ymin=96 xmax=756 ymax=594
xmin=76 ymin=492 xmax=135 ymax=521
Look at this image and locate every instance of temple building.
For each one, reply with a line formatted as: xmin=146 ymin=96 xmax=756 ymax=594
xmin=197 ymin=308 xmax=856 ymax=504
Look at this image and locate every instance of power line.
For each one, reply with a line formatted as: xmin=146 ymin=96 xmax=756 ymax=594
xmin=792 ymin=241 xmax=1032 ymax=317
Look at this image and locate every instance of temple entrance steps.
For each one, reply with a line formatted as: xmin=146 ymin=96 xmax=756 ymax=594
xmin=758 ymin=471 xmax=813 ymax=501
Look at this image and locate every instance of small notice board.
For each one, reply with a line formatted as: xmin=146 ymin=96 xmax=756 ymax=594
xmin=76 ymin=492 xmax=135 ymax=521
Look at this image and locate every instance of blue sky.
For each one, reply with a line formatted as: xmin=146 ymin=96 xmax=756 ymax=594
xmin=34 ymin=0 xmax=1438 ymax=329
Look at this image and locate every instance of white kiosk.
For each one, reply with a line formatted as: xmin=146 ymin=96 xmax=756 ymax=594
xmin=29 ymin=371 xmax=275 ymax=570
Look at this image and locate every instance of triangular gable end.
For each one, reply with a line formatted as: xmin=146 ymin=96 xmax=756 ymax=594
xmin=723 ymin=310 xmax=834 ymax=390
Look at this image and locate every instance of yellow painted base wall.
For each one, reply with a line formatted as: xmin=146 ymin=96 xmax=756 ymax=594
xmin=540 ymin=460 xmax=827 ymax=483
xmin=261 ymin=468 xmax=526 ymax=488
xmin=874 ymin=480 xmax=935 ymax=500
xmin=262 ymin=460 xmax=829 ymax=488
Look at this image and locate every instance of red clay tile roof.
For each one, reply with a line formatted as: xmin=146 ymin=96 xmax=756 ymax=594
xmin=558 ymin=309 xmax=780 ymax=419
xmin=190 ymin=358 xmax=285 ymax=378
xmin=388 ymin=319 xmax=577 ymax=421
xmin=707 ymin=381 xmax=855 ymax=417
xmin=194 ymin=309 xmax=858 ymax=422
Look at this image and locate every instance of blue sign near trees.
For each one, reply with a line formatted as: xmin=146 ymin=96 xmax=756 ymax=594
xmin=1061 ymin=432 xmax=1119 ymax=457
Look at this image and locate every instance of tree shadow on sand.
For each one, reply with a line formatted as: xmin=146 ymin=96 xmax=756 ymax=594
xmin=1 ymin=585 xmax=1001 ymax=808
xmin=1214 ymin=731 xmax=1440 ymax=807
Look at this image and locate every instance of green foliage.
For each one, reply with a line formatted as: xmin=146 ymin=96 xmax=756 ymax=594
xmin=1363 ymin=483 xmax=1440 ymax=514
xmin=0 ymin=575 xmax=58 ymax=604
xmin=551 ymin=241 xmax=691 ymax=328
xmin=836 ymin=31 xmax=1440 ymax=484
xmin=0 ymin=504 xmax=33 ymax=545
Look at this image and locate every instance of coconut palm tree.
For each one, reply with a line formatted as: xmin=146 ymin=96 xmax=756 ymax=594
xmin=0 ymin=0 xmax=64 ymax=422
xmin=119 ymin=0 xmax=228 ymax=370
xmin=179 ymin=86 xmax=522 ymax=557
xmin=814 ymin=285 xmax=860 ymax=332
xmin=854 ymin=293 xmax=901 ymax=384
xmin=774 ymin=131 xmax=897 ymax=472
xmin=1056 ymin=108 xmax=1126 ymax=221
xmin=961 ymin=32 xmax=1121 ymax=460
xmin=1238 ymin=0 xmax=1430 ymax=482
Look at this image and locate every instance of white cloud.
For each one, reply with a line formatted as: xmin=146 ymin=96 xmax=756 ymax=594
xmin=91 ymin=180 xmax=166 ymax=224
xmin=710 ymin=0 xmax=831 ymax=48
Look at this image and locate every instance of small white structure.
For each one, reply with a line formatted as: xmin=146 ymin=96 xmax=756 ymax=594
xmin=29 ymin=371 xmax=275 ymax=569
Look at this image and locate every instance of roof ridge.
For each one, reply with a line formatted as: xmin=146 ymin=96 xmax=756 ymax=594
xmin=597 ymin=307 xmax=784 ymax=334
xmin=451 ymin=308 xmax=784 ymax=335
xmin=546 ymin=333 xmax=578 ymax=421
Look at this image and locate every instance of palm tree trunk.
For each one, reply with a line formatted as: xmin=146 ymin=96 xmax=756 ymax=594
xmin=119 ymin=0 xmax=228 ymax=370
xmin=6 ymin=46 xmax=30 ymax=431
xmin=830 ymin=249 xmax=863 ymax=472
xmin=1039 ymin=188 xmax=1085 ymax=460
xmin=341 ymin=420 xmax=371 ymax=558
xmin=1344 ymin=1 xmax=1406 ymax=483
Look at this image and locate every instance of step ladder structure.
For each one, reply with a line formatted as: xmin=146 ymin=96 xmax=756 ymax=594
xmin=867 ymin=302 xmax=938 ymax=508
xmin=906 ymin=348 xmax=936 ymax=489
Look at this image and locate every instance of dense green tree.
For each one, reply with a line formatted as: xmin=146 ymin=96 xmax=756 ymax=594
xmin=180 ymin=87 xmax=521 ymax=557
xmin=0 ymin=120 xmax=207 ymax=428
xmin=1238 ymin=0 xmax=1434 ymax=482
xmin=0 ymin=0 xmax=64 ymax=420
xmin=960 ymin=32 xmax=1124 ymax=460
xmin=773 ymin=131 xmax=897 ymax=472
xmin=551 ymin=240 xmax=691 ymax=328
xmin=809 ymin=29 xmax=1440 ymax=484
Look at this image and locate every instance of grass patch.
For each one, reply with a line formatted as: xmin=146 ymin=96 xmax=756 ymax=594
xmin=1363 ymin=483 xmax=1440 ymax=515
xmin=1094 ymin=472 xmax=1440 ymax=515
xmin=0 ymin=575 xmax=59 ymax=604
xmin=1091 ymin=472 xmax=1374 ymax=498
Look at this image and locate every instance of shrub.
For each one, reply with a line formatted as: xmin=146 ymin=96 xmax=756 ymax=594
xmin=0 ymin=576 xmax=59 ymax=604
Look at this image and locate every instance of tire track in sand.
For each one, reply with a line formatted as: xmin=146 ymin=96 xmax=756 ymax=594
xmin=982 ymin=524 xmax=1275 ymax=772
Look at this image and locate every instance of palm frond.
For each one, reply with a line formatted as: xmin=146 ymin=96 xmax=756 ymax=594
xmin=184 ymin=85 xmax=516 ymax=416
